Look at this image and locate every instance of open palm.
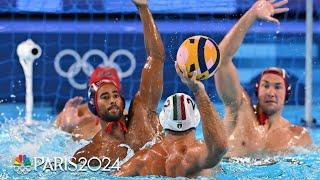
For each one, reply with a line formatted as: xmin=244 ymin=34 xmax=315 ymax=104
xmin=251 ymin=0 xmax=289 ymax=24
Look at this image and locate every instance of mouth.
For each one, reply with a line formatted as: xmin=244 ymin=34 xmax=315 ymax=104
xmin=265 ymin=100 xmax=277 ymax=104
xmin=108 ymin=106 xmax=119 ymax=113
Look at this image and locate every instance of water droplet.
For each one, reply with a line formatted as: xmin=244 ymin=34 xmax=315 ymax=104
xmin=276 ymin=30 xmax=280 ymax=34
xmin=10 ymin=94 xmax=16 ymax=98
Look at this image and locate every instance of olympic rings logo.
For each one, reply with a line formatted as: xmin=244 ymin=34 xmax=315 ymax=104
xmin=54 ymin=49 xmax=136 ymax=89
xmin=13 ymin=165 xmax=33 ymax=175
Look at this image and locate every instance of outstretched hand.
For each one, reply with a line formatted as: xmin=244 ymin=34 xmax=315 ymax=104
xmin=132 ymin=0 xmax=147 ymax=6
xmin=175 ymin=62 xmax=204 ymax=93
xmin=65 ymin=96 xmax=83 ymax=109
xmin=251 ymin=0 xmax=289 ymax=24
xmin=61 ymin=96 xmax=84 ymax=129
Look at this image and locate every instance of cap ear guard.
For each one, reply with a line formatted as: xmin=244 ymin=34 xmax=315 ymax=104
xmin=88 ymin=83 xmax=98 ymax=116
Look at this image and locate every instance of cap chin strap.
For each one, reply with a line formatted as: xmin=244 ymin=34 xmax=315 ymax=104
xmin=105 ymin=120 xmax=128 ymax=134
xmin=254 ymin=104 xmax=269 ymax=125
xmin=257 ymin=112 xmax=268 ymax=125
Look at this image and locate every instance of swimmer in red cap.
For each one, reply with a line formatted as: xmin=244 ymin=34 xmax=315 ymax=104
xmin=214 ymin=0 xmax=312 ymax=156
xmin=71 ymin=0 xmax=165 ymax=165
xmin=113 ymin=63 xmax=228 ymax=178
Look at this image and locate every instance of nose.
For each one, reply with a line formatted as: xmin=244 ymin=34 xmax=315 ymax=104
xmin=110 ymin=100 xmax=116 ymax=105
xmin=266 ymin=87 xmax=276 ymax=97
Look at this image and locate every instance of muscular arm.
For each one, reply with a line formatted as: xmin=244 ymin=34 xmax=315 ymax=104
xmin=112 ymin=155 xmax=140 ymax=176
xmin=175 ymin=65 xmax=228 ymax=171
xmin=216 ymin=0 xmax=288 ymax=107
xmin=136 ymin=2 xmax=165 ymax=111
xmin=215 ymin=5 xmax=258 ymax=107
xmin=215 ymin=0 xmax=289 ymax=132
xmin=194 ymin=87 xmax=228 ymax=169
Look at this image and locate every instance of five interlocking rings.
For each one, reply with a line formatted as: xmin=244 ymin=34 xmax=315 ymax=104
xmin=54 ymin=49 xmax=136 ymax=89
xmin=13 ymin=166 xmax=33 ymax=175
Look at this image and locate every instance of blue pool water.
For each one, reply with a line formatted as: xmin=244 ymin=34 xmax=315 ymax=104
xmin=0 ymin=102 xmax=319 ymax=179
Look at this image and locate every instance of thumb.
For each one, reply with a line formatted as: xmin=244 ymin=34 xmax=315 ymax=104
xmin=266 ymin=16 xmax=280 ymax=25
xmin=77 ymin=115 xmax=92 ymax=123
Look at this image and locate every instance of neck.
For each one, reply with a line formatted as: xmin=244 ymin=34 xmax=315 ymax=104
xmin=256 ymin=105 xmax=283 ymax=128
xmin=100 ymin=117 xmax=127 ymax=136
xmin=165 ymin=129 xmax=195 ymax=141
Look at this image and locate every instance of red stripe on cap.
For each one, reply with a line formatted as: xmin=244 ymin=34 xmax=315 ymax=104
xmin=180 ymin=95 xmax=186 ymax=120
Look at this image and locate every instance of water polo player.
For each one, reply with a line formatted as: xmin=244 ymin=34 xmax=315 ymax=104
xmin=72 ymin=0 xmax=165 ymax=165
xmin=113 ymin=63 xmax=227 ymax=178
xmin=214 ymin=0 xmax=312 ymax=156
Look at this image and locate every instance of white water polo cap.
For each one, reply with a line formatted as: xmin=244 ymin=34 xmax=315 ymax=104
xmin=159 ymin=93 xmax=200 ymax=131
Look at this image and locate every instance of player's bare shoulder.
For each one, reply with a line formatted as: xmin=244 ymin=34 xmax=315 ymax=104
xmin=288 ymin=122 xmax=312 ymax=146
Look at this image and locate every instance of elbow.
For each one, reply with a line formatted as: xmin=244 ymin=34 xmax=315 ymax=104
xmin=204 ymin=144 xmax=228 ymax=168
xmin=151 ymin=50 xmax=165 ymax=62
xmin=149 ymin=43 xmax=165 ymax=61
xmin=215 ymin=142 xmax=229 ymax=158
xmin=210 ymin=140 xmax=229 ymax=160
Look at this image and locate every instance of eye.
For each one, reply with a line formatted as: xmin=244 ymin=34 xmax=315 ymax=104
xmin=262 ymin=84 xmax=270 ymax=89
xmin=101 ymin=94 xmax=109 ymax=100
xmin=275 ymin=84 xmax=283 ymax=90
xmin=113 ymin=94 xmax=119 ymax=98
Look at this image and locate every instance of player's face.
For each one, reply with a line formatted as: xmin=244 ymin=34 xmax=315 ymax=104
xmin=258 ymin=74 xmax=286 ymax=115
xmin=96 ymin=83 xmax=124 ymax=122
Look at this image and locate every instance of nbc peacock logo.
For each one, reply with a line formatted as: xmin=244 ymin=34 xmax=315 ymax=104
xmin=13 ymin=154 xmax=33 ymax=175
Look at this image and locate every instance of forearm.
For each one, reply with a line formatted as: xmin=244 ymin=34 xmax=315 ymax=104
xmin=214 ymin=6 xmax=257 ymax=106
xmin=137 ymin=4 xmax=165 ymax=60
xmin=193 ymin=87 xmax=228 ymax=156
xmin=136 ymin=4 xmax=164 ymax=110
xmin=219 ymin=8 xmax=257 ymax=65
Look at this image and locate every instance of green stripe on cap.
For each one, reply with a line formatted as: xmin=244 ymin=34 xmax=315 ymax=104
xmin=173 ymin=95 xmax=177 ymax=120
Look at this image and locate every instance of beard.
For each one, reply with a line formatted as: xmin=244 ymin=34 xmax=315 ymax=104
xmin=259 ymin=102 xmax=279 ymax=116
xmin=263 ymin=107 xmax=277 ymax=116
xmin=100 ymin=105 xmax=122 ymax=122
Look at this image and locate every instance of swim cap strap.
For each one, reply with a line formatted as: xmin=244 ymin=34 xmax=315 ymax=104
xmin=105 ymin=120 xmax=128 ymax=134
xmin=257 ymin=112 xmax=268 ymax=125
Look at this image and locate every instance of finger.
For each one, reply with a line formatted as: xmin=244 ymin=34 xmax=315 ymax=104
xmin=266 ymin=16 xmax=280 ymax=24
xmin=175 ymin=62 xmax=184 ymax=78
xmin=180 ymin=65 xmax=188 ymax=78
xmin=66 ymin=97 xmax=80 ymax=107
xmin=273 ymin=8 xmax=289 ymax=15
xmin=78 ymin=115 xmax=92 ymax=122
xmin=69 ymin=96 xmax=83 ymax=106
xmin=191 ymin=71 xmax=197 ymax=81
xmin=272 ymin=0 xmax=288 ymax=8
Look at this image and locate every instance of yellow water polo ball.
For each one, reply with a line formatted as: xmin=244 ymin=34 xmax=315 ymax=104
xmin=176 ymin=35 xmax=220 ymax=80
